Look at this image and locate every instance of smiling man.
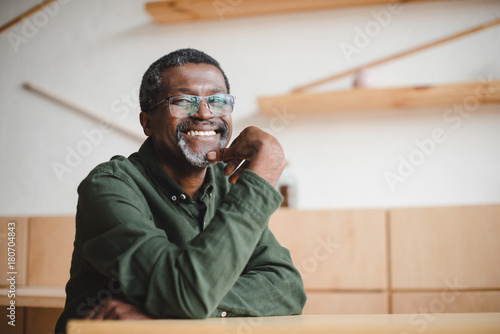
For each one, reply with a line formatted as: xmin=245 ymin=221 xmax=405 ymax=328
xmin=55 ymin=49 xmax=306 ymax=333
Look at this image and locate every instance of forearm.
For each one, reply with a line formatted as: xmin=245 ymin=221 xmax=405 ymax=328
xmin=214 ymin=271 xmax=306 ymax=317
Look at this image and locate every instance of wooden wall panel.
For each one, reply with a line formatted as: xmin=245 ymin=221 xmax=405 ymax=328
xmin=390 ymin=205 xmax=500 ymax=290
xmin=269 ymin=209 xmax=387 ymax=290
xmin=303 ymin=292 xmax=388 ymax=314
xmin=0 ymin=217 xmax=29 ymax=287
xmin=0 ymin=305 xmax=24 ymax=334
xmin=25 ymin=307 xmax=63 ymax=334
xmin=392 ymin=291 xmax=500 ymax=313
xmin=27 ymin=217 xmax=75 ymax=287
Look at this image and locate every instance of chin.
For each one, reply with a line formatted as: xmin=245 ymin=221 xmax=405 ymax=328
xmin=178 ymin=143 xmax=214 ymax=169
xmin=185 ymin=153 xmax=216 ymax=168
xmin=189 ymin=159 xmax=216 ymax=169
xmin=178 ymin=133 xmax=226 ymax=169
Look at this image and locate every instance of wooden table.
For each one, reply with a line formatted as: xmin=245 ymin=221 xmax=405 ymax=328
xmin=67 ymin=313 xmax=500 ymax=334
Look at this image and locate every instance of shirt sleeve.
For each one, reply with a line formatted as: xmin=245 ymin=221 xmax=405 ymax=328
xmin=212 ymin=226 xmax=307 ymax=317
xmin=77 ymin=168 xmax=304 ymax=319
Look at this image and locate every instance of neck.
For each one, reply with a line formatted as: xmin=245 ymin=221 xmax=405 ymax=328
xmin=162 ymin=163 xmax=207 ymax=199
xmin=149 ymin=138 xmax=209 ymax=199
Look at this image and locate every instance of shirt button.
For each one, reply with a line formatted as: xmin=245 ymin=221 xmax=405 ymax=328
xmin=180 ymin=194 xmax=187 ymax=200
xmin=209 ymin=193 xmax=213 ymax=198
xmin=220 ymin=311 xmax=227 ymax=317
xmin=171 ymin=195 xmax=177 ymax=201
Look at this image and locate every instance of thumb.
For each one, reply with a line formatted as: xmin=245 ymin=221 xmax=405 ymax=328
xmin=207 ymin=148 xmax=226 ymax=161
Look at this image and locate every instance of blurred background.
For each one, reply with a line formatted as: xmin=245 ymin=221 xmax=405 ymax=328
xmin=1 ymin=1 xmax=500 ymax=332
xmin=1 ymin=0 xmax=499 ymax=215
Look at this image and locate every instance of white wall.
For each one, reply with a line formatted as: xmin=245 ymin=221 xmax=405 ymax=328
xmin=1 ymin=0 xmax=499 ymax=215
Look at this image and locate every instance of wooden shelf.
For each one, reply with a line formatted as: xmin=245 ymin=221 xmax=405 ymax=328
xmin=0 ymin=287 xmax=65 ymax=308
xmin=145 ymin=0 xmax=446 ymax=24
xmin=258 ymin=81 xmax=500 ymax=115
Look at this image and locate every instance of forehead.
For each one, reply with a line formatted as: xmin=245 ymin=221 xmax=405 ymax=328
xmin=161 ymin=63 xmax=227 ymax=94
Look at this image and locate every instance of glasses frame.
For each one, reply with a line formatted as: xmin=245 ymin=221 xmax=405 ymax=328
xmin=150 ymin=94 xmax=236 ymax=118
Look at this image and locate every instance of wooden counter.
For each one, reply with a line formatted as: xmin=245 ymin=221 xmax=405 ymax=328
xmin=67 ymin=313 xmax=500 ymax=334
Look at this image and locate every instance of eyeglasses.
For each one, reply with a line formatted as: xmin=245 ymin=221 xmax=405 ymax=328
xmin=151 ymin=94 xmax=235 ymax=118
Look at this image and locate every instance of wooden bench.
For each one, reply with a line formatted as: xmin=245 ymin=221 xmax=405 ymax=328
xmin=1 ymin=204 xmax=499 ymax=333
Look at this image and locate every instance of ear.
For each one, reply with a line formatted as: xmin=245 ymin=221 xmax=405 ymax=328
xmin=140 ymin=112 xmax=153 ymax=136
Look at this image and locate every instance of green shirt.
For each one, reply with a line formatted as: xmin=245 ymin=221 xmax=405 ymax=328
xmin=56 ymin=138 xmax=306 ymax=333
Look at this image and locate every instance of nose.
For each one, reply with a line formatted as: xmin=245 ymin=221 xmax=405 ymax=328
xmin=193 ymin=97 xmax=214 ymax=119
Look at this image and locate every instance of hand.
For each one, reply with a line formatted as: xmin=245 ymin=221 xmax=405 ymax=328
xmin=207 ymin=126 xmax=286 ymax=187
xmin=85 ymin=297 xmax=153 ymax=320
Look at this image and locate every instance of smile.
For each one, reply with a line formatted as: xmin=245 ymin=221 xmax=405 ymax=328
xmin=186 ymin=130 xmax=217 ymax=137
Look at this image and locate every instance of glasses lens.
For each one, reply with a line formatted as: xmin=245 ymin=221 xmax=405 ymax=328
xmin=169 ymin=96 xmax=199 ymax=117
xmin=168 ymin=94 xmax=234 ymax=117
xmin=207 ymin=94 xmax=234 ymax=115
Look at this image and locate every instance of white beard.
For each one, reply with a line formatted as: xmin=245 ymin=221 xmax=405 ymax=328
xmin=178 ymin=137 xmax=213 ymax=168
xmin=177 ymin=134 xmax=229 ymax=168
xmin=176 ymin=120 xmax=229 ymax=168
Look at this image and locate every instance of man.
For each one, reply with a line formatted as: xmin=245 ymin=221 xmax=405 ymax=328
xmin=55 ymin=48 xmax=306 ymax=333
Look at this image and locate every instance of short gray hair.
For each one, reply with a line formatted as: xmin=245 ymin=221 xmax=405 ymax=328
xmin=139 ymin=48 xmax=230 ymax=113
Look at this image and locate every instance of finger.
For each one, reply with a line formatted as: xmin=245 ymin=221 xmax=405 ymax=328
xmin=137 ymin=313 xmax=153 ymax=320
xmin=85 ymin=299 xmax=108 ymax=320
xmin=90 ymin=308 xmax=104 ymax=320
xmin=207 ymin=149 xmax=221 ymax=161
xmin=85 ymin=307 xmax=98 ymax=320
xmin=228 ymin=160 xmax=250 ymax=184
xmin=207 ymin=130 xmax=247 ymax=162
xmin=108 ymin=307 xmax=128 ymax=320
xmin=110 ymin=305 xmax=152 ymax=320
xmin=92 ymin=304 xmax=109 ymax=320
xmin=208 ymin=146 xmax=241 ymax=162
xmin=224 ymin=159 xmax=243 ymax=176
xmin=123 ymin=308 xmax=152 ymax=320
xmin=94 ymin=298 xmax=116 ymax=320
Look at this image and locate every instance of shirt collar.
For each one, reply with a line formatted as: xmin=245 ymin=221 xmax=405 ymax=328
xmin=137 ymin=137 xmax=215 ymax=204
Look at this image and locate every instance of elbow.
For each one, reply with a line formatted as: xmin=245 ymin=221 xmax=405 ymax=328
xmin=182 ymin=308 xmax=211 ymax=319
xmin=145 ymin=293 xmax=214 ymax=319
xmin=288 ymin=274 xmax=307 ymax=315
xmin=284 ymin=290 xmax=307 ymax=316
xmin=295 ymin=289 xmax=307 ymax=314
xmin=175 ymin=297 xmax=214 ymax=319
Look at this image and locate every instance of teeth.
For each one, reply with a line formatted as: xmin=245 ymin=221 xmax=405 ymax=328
xmin=186 ymin=130 xmax=216 ymax=137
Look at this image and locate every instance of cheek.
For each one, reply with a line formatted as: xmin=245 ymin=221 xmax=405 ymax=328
xmin=156 ymin=115 xmax=179 ymax=138
xmin=223 ymin=117 xmax=232 ymax=139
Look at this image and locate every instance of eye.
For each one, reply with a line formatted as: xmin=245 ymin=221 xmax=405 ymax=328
xmin=209 ymin=95 xmax=229 ymax=106
xmin=171 ymin=96 xmax=197 ymax=108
